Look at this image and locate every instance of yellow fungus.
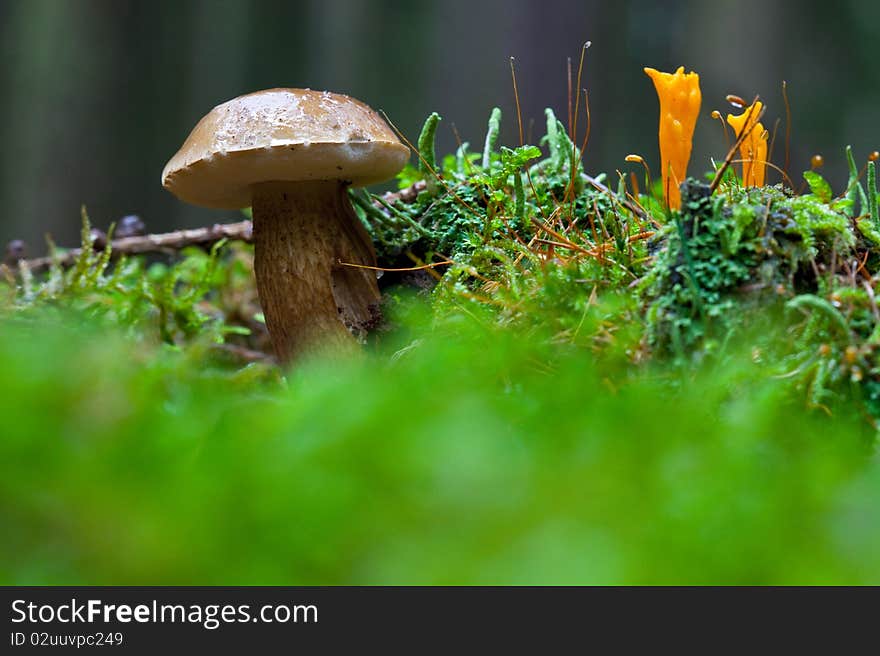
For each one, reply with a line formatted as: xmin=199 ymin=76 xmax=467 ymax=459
xmin=726 ymin=101 xmax=768 ymax=187
xmin=644 ymin=66 xmax=701 ymax=210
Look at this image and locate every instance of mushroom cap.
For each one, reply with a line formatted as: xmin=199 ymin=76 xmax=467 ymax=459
xmin=162 ymin=89 xmax=410 ymax=209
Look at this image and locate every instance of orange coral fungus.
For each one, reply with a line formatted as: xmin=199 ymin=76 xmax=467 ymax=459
xmin=726 ymin=101 xmax=768 ymax=187
xmin=644 ymin=66 xmax=702 ymax=210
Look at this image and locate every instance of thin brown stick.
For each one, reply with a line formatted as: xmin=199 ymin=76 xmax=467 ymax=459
xmin=510 ymin=57 xmax=524 ymax=146
xmin=21 ymin=220 xmax=254 ymax=273
xmin=566 ymin=57 xmax=573 ymax=140
xmin=782 ymin=80 xmax=792 ymax=180
xmin=14 ymin=182 xmax=435 ymax=274
xmin=767 ymin=117 xmax=781 ymax=182
xmin=567 ymin=42 xmax=591 ymax=209
xmin=528 ymin=216 xmax=593 ymax=255
xmin=336 ymin=260 xmax=453 ymax=272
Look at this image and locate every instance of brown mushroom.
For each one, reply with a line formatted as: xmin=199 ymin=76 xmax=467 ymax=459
xmin=162 ymin=88 xmax=408 ymax=362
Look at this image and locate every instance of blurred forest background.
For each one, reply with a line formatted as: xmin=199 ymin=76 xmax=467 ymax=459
xmin=0 ymin=0 xmax=877 ymax=249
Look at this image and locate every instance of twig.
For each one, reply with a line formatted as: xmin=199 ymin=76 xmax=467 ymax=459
xmin=14 ymin=182 xmax=431 ymax=274
xmin=20 ymin=221 xmax=254 ymax=274
xmin=381 ymin=180 xmax=428 ymax=204
xmin=584 ymin=172 xmax=647 ymax=221
xmin=336 ymin=259 xmax=453 ymax=272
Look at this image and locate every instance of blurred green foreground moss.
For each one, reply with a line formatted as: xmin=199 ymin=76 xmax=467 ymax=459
xmin=1 ymin=305 xmax=878 ymax=585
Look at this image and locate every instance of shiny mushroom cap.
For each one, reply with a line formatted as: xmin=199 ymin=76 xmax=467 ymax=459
xmin=162 ymin=88 xmax=409 ymax=209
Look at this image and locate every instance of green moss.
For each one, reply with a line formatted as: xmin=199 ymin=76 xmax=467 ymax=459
xmin=641 ymin=179 xmax=860 ymax=358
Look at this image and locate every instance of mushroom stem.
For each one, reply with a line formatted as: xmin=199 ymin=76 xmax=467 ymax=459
xmin=251 ymin=180 xmax=381 ymax=362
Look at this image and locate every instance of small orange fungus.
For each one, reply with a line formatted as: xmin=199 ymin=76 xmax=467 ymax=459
xmin=726 ymin=101 xmax=768 ymax=187
xmin=644 ymin=66 xmax=701 ymax=210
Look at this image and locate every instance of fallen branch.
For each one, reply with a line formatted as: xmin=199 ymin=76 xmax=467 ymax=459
xmin=18 ymin=221 xmax=254 ymax=274
xmin=11 ymin=182 xmax=430 ymax=274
